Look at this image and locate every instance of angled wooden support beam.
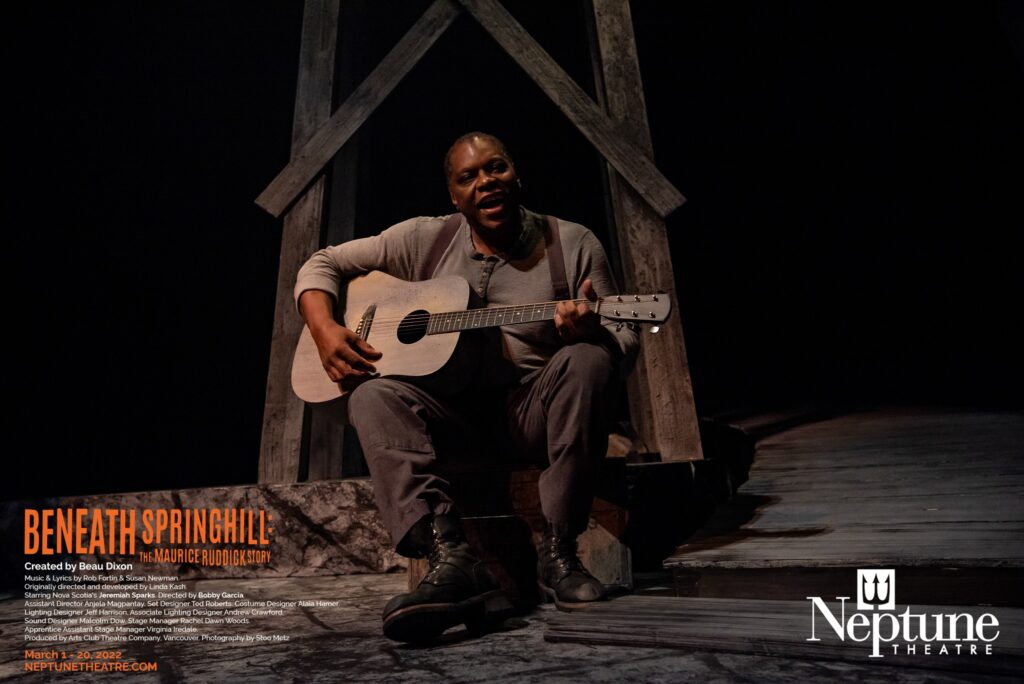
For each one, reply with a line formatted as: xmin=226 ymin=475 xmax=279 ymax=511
xmin=456 ymin=0 xmax=685 ymax=218
xmin=589 ymin=0 xmax=701 ymax=460
xmin=256 ymin=0 xmax=462 ymax=217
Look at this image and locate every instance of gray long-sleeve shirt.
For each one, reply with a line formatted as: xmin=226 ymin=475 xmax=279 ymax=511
xmin=294 ymin=208 xmax=638 ymax=380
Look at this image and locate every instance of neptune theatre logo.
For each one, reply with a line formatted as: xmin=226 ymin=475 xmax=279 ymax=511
xmin=857 ymin=569 xmax=894 ymax=610
xmin=807 ymin=568 xmax=1001 ymax=658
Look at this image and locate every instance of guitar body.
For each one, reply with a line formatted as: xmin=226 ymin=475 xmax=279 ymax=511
xmin=291 ymin=271 xmax=470 ymax=403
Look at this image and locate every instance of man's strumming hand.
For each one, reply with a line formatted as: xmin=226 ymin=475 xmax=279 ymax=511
xmin=299 ymin=290 xmax=383 ymax=390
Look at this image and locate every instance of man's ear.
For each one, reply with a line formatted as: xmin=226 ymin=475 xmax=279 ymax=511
xmin=449 ymin=188 xmax=458 ymax=206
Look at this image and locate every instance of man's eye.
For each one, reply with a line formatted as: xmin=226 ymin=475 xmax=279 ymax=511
xmin=459 ymin=175 xmax=473 ymax=184
xmin=490 ymin=161 xmax=507 ymax=172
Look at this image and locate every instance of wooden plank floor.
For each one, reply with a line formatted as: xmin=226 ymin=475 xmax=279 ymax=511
xmin=665 ymin=409 xmax=1024 ymax=605
xmin=6 ymin=575 xmax=1011 ymax=683
xmin=546 ymin=595 xmax=1024 ymax=676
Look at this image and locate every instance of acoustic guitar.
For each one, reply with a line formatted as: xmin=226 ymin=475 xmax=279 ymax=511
xmin=291 ymin=270 xmax=671 ymax=403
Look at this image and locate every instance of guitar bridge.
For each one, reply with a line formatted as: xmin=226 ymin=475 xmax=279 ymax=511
xmin=354 ymin=304 xmax=377 ymax=341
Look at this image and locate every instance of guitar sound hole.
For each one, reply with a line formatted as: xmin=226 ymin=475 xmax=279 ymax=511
xmin=397 ymin=310 xmax=429 ymax=344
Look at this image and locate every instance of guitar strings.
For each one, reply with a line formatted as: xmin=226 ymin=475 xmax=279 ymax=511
xmin=338 ymin=297 xmax=598 ymax=327
xmin=347 ymin=305 xmax=593 ymax=332
xmin=341 ymin=297 xmax=666 ymax=334
xmin=356 ymin=316 xmax=564 ymax=333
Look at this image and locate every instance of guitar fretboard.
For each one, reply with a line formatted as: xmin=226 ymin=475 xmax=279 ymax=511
xmin=426 ymin=300 xmax=588 ymax=335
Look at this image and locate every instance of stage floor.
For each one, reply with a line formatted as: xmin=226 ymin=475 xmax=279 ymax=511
xmin=3 ymin=407 xmax=1020 ymax=680
xmin=667 ymin=407 xmax=1024 ymax=605
xmin=1 ymin=573 xmax=1014 ymax=683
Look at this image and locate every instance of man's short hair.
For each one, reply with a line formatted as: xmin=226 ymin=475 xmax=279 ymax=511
xmin=443 ymin=132 xmax=514 ymax=180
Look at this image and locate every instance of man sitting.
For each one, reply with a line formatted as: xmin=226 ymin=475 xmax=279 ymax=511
xmin=294 ymin=132 xmax=638 ymax=642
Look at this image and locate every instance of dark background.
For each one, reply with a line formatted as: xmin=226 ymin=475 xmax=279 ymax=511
xmin=8 ymin=1 xmax=1022 ymax=499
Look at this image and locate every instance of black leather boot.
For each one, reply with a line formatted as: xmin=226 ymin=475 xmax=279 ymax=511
xmin=537 ymin=525 xmax=606 ymax=611
xmin=382 ymin=513 xmax=511 ymax=643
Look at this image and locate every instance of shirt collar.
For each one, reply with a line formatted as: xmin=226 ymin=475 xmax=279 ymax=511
xmin=464 ymin=207 xmax=541 ymax=261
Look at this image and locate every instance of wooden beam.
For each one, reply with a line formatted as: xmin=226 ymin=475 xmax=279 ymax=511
xmin=306 ymin=146 xmax=361 ymax=480
xmin=255 ymin=0 xmax=461 ymax=217
xmin=258 ymin=0 xmax=340 ymax=483
xmin=306 ymin=167 xmax=359 ymax=479
xmin=307 ymin=4 xmax=364 ymax=482
xmin=456 ymin=0 xmax=685 ymax=218
xmin=589 ymin=0 xmax=701 ymax=460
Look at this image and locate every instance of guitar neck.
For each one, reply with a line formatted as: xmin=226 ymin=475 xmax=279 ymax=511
xmin=427 ymin=299 xmax=591 ymax=335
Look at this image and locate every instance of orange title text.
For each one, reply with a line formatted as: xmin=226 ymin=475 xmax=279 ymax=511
xmin=23 ymin=508 xmax=273 ymax=555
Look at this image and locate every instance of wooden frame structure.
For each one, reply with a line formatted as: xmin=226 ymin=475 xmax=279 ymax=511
xmin=257 ymin=0 xmax=702 ymax=484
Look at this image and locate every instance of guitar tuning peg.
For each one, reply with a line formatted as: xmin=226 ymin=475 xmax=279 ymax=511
xmin=615 ymin=323 xmax=623 ymax=332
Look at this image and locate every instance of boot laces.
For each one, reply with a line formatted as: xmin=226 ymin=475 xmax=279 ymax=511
xmin=427 ymin=539 xmax=459 ymax=565
xmin=424 ymin=526 xmax=464 ymax=581
xmin=546 ymin=535 xmax=584 ymax=577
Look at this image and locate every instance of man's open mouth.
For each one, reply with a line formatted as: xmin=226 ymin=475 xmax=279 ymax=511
xmin=477 ymin=193 xmax=506 ymax=214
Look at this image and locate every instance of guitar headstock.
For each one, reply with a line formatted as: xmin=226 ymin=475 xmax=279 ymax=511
xmin=597 ymin=293 xmax=672 ymax=326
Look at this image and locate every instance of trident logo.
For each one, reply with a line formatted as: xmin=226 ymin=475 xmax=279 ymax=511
xmin=857 ymin=569 xmax=895 ymax=610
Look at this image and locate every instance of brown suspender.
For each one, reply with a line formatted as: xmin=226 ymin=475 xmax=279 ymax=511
xmin=420 ymin=213 xmax=464 ymax=281
xmin=544 ymin=214 xmax=571 ymax=301
xmin=421 ymin=213 xmax=571 ymax=301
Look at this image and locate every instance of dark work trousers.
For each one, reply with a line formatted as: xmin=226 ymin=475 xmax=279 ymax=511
xmin=347 ymin=342 xmax=615 ymax=555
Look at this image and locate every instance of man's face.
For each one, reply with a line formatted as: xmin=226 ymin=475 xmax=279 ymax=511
xmin=447 ymin=137 xmax=521 ymax=233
